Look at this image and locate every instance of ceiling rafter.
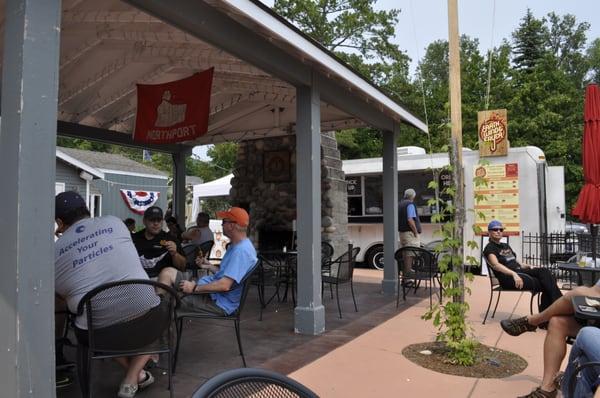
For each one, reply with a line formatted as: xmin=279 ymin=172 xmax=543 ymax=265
xmin=62 ymin=11 xmax=163 ymax=25
xmin=74 ymin=64 xmax=177 ymax=123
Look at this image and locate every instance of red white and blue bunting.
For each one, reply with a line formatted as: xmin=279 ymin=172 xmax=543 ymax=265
xmin=120 ymin=190 xmax=160 ymax=214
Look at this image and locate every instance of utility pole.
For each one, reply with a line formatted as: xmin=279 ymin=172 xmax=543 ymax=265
xmin=448 ymin=0 xmax=465 ymax=301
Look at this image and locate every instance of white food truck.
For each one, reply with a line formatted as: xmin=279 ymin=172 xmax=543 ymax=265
xmin=344 ymin=146 xmax=566 ymax=269
xmin=191 ymin=146 xmax=566 ymax=270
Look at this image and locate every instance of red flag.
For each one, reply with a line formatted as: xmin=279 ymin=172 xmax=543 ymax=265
xmin=133 ymin=68 xmax=213 ymax=144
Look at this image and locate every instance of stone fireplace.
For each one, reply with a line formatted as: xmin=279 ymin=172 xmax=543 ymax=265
xmin=229 ymin=132 xmax=348 ymax=255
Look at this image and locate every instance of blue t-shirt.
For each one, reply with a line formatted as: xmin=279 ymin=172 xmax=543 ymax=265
xmin=406 ymin=203 xmax=417 ymax=219
xmin=198 ymin=238 xmax=257 ymax=314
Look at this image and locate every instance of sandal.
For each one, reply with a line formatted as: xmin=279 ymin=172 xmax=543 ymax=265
xmin=517 ymin=386 xmax=557 ymax=398
xmin=553 ymin=371 xmax=565 ymax=390
xmin=500 ymin=316 xmax=537 ymax=336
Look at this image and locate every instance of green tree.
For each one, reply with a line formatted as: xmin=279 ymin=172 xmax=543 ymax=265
xmin=274 ymin=0 xmax=419 ymax=160
xmin=586 ymin=38 xmax=600 ymax=84
xmin=511 ymin=9 xmax=548 ymax=71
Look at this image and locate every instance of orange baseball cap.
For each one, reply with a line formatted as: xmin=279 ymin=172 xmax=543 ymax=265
xmin=216 ymin=207 xmax=249 ymax=227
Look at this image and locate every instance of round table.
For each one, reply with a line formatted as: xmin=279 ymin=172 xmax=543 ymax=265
xmin=557 ymin=262 xmax=600 ymax=286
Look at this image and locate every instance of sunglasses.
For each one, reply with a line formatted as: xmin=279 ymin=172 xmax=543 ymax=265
xmin=489 ymin=228 xmax=504 ymax=232
xmin=222 ymin=220 xmax=235 ymax=225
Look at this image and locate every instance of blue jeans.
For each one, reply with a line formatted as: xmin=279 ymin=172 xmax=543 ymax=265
xmin=563 ymin=327 xmax=600 ymax=398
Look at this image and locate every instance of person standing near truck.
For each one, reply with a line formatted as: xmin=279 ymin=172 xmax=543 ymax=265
xmin=398 ymin=188 xmax=422 ymax=277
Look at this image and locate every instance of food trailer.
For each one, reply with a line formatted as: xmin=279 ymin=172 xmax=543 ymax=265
xmin=344 ymin=146 xmax=566 ymax=269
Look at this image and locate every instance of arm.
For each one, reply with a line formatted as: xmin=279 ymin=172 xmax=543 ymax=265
xmin=487 ymin=253 xmax=524 ymax=289
xmin=164 ymin=241 xmax=186 ymax=271
xmin=196 ymin=256 xmax=220 ymax=274
xmin=407 ymin=218 xmax=419 ymax=237
xmin=179 ymin=276 xmax=234 ymax=294
xmin=181 ymin=227 xmax=200 ymax=242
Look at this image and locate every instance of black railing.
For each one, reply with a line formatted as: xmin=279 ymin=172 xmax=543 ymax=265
xmin=520 ymin=231 xmax=580 ymax=286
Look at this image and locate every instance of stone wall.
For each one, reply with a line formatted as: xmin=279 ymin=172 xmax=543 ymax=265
xmin=229 ymin=132 xmax=348 ymax=256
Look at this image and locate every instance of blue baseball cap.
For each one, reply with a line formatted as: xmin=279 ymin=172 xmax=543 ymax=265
xmin=55 ymin=191 xmax=87 ymax=220
xmin=487 ymin=220 xmax=503 ymax=230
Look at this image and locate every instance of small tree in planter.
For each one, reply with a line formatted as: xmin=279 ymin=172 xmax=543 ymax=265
xmin=422 ymin=160 xmax=489 ymax=366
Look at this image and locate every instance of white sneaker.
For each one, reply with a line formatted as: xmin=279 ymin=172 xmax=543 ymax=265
xmin=117 ymin=383 xmax=138 ymax=398
xmin=138 ymin=370 xmax=155 ymax=390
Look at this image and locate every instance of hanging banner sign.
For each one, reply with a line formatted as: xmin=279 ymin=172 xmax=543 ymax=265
xmin=478 ymin=109 xmax=508 ymax=157
xmin=133 ymin=68 xmax=214 ymax=144
xmin=473 ymin=163 xmax=520 ymax=236
xmin=120 ymin=190 xmax=160 ymax=215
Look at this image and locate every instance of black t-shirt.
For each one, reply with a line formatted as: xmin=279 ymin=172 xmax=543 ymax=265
xmin=132 ymin=229 xmax=184 ymax=277
xmin=483 ymin=240 xmax=521 ymax=272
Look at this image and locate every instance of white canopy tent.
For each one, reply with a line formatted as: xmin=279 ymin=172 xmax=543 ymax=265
xmin=190 ymin=173 xmax=234 ymax=218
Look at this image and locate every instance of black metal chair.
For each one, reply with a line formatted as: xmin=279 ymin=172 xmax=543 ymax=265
xmin=321 ymin=245 xmax=359 ymax=318
xmin=394 ymin=246 xmax=441 ymax=308
xmin=482 ymin=261 xmax=541 ymax=324
xmin=173 ymin=260 xmax=259 ymax=370
xmin=183 ymin=240 xmax=215 ymax=278
xmin=321 ymin=241 xmax=334 ymax=268
xmin=75 ymin=279 xmax=179 ymax=398
xmin=191 ymin=367 xmax=319 ymax=398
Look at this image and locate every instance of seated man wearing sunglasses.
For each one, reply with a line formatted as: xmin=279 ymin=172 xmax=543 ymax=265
xmin=484 ymin=219 xmax=562 ymax=313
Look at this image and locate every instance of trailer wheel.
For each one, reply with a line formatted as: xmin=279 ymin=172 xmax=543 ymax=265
xmin=365 ymin=245 xmax=384 ymax=270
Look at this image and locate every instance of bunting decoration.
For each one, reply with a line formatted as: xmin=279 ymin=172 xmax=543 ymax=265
xmin=120 ymin=190 xmax=160 ymax=214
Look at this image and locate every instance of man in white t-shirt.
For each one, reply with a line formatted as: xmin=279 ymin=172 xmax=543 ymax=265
xmin=182 ymin=212 xmax=214 ymax=246
xmin=54 ymin=191 xmax=161 ymax=398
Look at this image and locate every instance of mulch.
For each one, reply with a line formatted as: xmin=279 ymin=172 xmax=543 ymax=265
xmin=402 ymin=341 xmax=528 ymax=378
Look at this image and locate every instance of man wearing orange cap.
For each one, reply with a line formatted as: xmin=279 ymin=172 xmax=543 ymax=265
xmin=158 ymin=207 xmax=257 ymax=315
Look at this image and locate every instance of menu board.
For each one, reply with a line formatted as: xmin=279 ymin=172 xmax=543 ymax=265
xmin=473 ymin=163 xmax=520 ymax=236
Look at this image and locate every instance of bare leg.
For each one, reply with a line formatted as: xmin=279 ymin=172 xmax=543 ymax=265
xmin=539 ymin=316 xmax=582 ymax=392
xmin=528 ymin=285 xmax=600 ymax=326
xmin=157 ymin=267 xmax=178 ymax=286
xmin=122 ymin=355 xmax=152 ymax=386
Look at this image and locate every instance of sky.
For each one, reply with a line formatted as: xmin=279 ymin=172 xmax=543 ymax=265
xmin=193 ymin=0 xmax=600 ymax=160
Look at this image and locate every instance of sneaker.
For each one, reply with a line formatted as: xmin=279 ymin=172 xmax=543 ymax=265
xmin=500 ymin=316 xmax=537 ymax=336
xmin=517 ymin=386 xmax=557 ymax=398
xmin=118 ymin=383 xmax=138 ymax=398
xmin=138 ymin=370 xmax=155 ymax=390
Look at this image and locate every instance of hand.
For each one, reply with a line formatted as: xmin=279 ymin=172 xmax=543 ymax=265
xmin=164 ymin=241 xmax=177 ymax=255
xmin=512 ymin=273 xmax=523 ymax=289
xmin=195 ymin=256 xmax=211 ymax=269
xmin=179 ymin=280 xmax=196 ymax=294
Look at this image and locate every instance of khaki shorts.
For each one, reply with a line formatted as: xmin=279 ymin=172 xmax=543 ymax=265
xmin=399 ymin=231 xmax=420 ymax=254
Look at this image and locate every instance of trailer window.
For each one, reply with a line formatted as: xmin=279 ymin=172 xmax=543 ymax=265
xmin=364 ymin=176 xmax=383 ymax=214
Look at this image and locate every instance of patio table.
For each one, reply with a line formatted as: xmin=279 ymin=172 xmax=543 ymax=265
xmin=258 ymin=250 xmax=297 ymax=305
xmin=557 ymin=262 xmax=600 ymax=286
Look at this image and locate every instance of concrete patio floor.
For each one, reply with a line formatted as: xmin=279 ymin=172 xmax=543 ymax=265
xmin=57 ymin=269 xmax=567 ymax=397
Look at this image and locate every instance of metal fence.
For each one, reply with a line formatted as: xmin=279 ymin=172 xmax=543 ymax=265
xmin=521 ymin=231 xmax=600 ymax=286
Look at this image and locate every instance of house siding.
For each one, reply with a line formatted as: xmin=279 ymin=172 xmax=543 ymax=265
xmin=92 ymin=173 xmax=169 ymax=225
xmin=56 ymin=159 xmax=86 ymax=195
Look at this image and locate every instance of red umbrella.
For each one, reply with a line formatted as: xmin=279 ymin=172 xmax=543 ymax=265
xmin=572 ymin=84 xmax=600 ymax=263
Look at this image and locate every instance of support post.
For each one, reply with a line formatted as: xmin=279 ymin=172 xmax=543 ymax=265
xmin=172 ymin=150 xmax=189 ymax=227
xmin=382 ymin=127 xmax=399 ymax=295
xmin=0 ymin=0 xmax=62 ymax=396
xmin=448 ymin=0 xmax=466 ymax=301
xmin=294 ymin=75 xmax=325 ymax=335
